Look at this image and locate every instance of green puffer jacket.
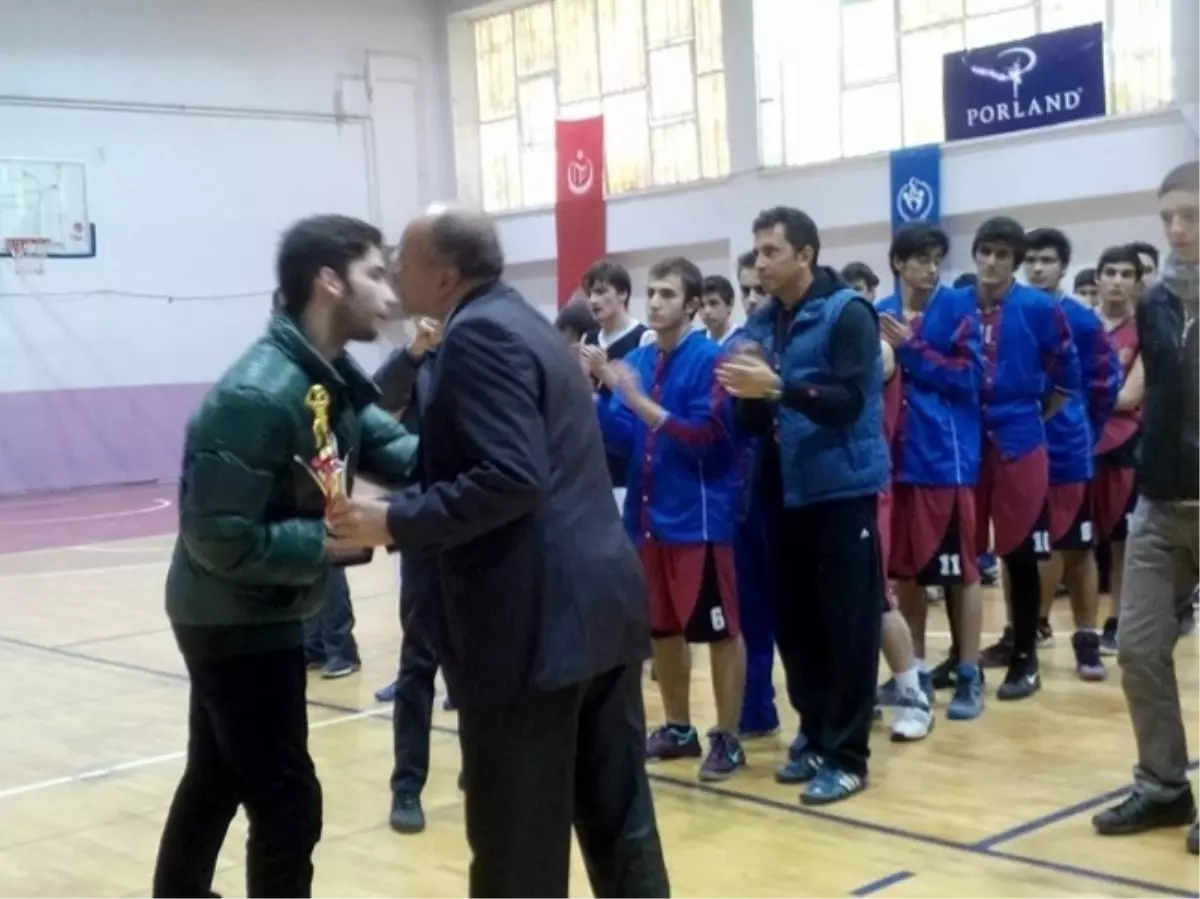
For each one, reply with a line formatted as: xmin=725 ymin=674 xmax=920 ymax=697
xmin=165 ymin=314 xmax=418 ymax=659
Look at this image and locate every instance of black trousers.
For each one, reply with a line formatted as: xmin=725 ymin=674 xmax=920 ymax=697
xmin=303 ymin=567 xmax=359 ymax=664
xmin=152 ymin=646 xmax=322 ymax=899
xmin=391 ymin=626 xmax=438 ymax=797
xmin=767 ymin=494 xmax=884 ymax=777
xmin=457 ymin=663 xmax=670 ymax=898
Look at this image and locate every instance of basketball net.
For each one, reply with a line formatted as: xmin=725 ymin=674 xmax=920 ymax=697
xmin=6 ymin=238 xmax=50 ymax=275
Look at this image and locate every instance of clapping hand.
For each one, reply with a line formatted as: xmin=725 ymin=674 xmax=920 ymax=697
xmin=879 ymin=313 xmax=912 ymax=348
xmin=716 ymin=354 xmax=782 ymax=399
xmin=603 ymin=360 xmax=643 ymax=399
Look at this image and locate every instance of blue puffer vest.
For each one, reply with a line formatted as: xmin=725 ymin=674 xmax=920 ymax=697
xmin=742 ymin=279 xmax=890 ymax=508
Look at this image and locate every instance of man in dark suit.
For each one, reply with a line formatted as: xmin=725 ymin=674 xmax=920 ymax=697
xmin=328 ymin=209 xmax=669 ymax=899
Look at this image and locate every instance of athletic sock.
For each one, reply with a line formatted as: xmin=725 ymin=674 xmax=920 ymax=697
xmin=894 ymin=665 xmax=921 ymax=696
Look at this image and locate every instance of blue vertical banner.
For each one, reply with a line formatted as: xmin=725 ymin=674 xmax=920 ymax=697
xmin=942 ymin=22 xmax=1106 ymax=142
xmin=889 ymin=144 xmax=941 ymax=236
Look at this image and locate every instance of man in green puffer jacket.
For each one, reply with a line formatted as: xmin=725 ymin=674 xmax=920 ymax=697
xmin=152 ymin=215 xmax=418 ymax=899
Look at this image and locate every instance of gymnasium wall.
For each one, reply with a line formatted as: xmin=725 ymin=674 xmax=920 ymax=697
xmin=497 ymin=110 xmax=1191 ymax=326
xmin=0 ymin=0 xmax=453 ymax=494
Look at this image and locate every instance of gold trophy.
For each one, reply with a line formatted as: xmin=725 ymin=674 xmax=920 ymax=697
xmin=296 ymin=385 xmax=373 ymax=565
xmin=296 ymin=385 xmax=345 ymax=500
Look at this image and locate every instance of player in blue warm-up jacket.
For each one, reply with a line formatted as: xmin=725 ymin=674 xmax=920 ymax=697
xmin=585 ymin=256 xmax=747 ymax=784
xmin=1022 ymin=228 xmax=1121 ymax=683
xmin=968 ymin=217 xmax=1082 ymax=702
xmin=876 ymin=223 xmax=987 ymax=726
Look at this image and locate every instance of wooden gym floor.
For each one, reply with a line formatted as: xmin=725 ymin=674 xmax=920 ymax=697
xmin=0 ymin=484 xmax=1197 ymax=898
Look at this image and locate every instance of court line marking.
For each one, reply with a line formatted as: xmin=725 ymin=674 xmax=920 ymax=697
xmin=0 ymin=562 xmax=164 ymax=582
xmin=850 ymin=871 xmax=915 ymax=896
xmin=0 ymin=498 xmax=171 ymax=527
xmin=0 ymin=708 xmax=389 ymax=801
xmin=2 ymin=631 xmax=1195 ymax=898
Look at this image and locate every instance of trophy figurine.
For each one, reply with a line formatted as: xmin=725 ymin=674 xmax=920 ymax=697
xmin=296 ymin=385 xmax=373 ymax=565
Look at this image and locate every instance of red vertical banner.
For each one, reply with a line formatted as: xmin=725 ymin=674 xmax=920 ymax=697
xmin=555 ymin=117 xmax=606 ymax=309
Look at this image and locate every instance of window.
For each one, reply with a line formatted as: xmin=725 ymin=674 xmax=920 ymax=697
xmin=462 ymin=0 xmax=728 ymax=212
xmin=755 ymin=0 xmax=1174 ymax=168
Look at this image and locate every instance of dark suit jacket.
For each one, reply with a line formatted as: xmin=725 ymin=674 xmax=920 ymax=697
xmin=385 ymin=281 xmax=650 ymax=706
xmin=373 ymin=347 xmax=440 ymax=635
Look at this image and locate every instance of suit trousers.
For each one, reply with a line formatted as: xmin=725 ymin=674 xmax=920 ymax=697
xmin=152 ymin=646 xmax=321 ymax=898
xmin=457 ymin=663 xmax=670 ymax=898
xmin=391 ymin=625 xmax=439 ymax=798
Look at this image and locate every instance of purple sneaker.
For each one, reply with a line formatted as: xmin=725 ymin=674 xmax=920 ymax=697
xmin=1072 ymin=630 xmax=1107 ymax=681
xmin=646 ymin=724 xmax=702 ymax=762
xmin=699 ymin=731 xmax=746 ymax=782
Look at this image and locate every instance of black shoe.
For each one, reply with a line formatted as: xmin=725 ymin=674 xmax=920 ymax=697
xmin=996 ymin=653 xmax=1040 ymax=701
xmin=389 ymin=793 xmax=426 ymax=834
xmin=979 ymin=627 xmax=1014 ymax=668
xmin=1092 ymin=790 xmax=1196 ymax=835
xmin=1189 ymin=821 xmax=1199 ymax=854
xmin=929 ymin=655 xmax=959 ymax=690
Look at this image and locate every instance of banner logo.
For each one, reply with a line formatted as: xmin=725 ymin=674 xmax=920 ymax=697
xmin=566 ymin=150 xmax=595 ymax=197
xmin=943 ymin=22 xmax=1105 ymax=142
xmin=896 ymin=176 xmax=935 ymax=223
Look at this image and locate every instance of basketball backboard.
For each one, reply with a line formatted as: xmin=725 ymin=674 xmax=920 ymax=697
xmin=0 ymin=158 xmax=95 ymax=259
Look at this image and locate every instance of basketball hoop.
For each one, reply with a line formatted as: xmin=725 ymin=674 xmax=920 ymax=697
xmin=5 ymin=238 xmax=51 ymax=275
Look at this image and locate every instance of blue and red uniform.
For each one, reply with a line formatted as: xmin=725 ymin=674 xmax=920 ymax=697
xmin=596 ymin=329 xmax=741 ymax=642
xmin=877 ymin=287 xmax=984 ymax=585
xmin=972 ymin=282 xmax=1082 ymax=557
xmin=1042 ymin=295 xmax=1120 ymax=550
xmin=1093 ymin=315 xmax=1141 ymax=541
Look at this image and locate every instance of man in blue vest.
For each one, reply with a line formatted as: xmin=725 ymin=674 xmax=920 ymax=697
xmin=718 ymin=206 xmax=889 ymax=805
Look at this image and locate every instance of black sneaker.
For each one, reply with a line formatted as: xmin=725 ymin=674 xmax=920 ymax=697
xmin=1072 ymin=630 xmax=1107 ymax=681
xmin=1037 ymin=617 xmax=1055 ymax=648
xmin=321 ymin=656 xmax=361 ymax=679
xmin=389 ymin=793 xmax=426 ymax=834
xmin=996 ymin=653 xmax=1040 ymax=701
xmin=1092 ymin=790 xmax=1196 ymax=835
xmin=1100 ymin=617 xmax=1119 ymax=656
xmin=979 ymin=627 xmax=1014 ymax=668
xmin=1189 ymin=821 xmax=1199 ymax=854
xmin=930 ymin=655 xmax=959 ymax=690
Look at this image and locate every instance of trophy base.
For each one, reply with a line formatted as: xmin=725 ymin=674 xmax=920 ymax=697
xmin=330 ymin=547 xmax=375 ymax=568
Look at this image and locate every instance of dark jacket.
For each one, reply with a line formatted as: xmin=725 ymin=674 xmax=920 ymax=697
xmin=1136 ymin=283 xmax=1199 ymax=502
xmin=166 ymin=314 xmax=419 ymax=658
xmin=385 ymin=281 xmax=650 ymax=707
xmin=373 ymin=345 xmax=439 ymax=633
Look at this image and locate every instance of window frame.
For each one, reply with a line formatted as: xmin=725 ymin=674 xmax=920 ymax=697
xmin=756 ymin=0 xmax=1173 ymax=169
xmin=464 ymin=0 xmax=729 ymax=213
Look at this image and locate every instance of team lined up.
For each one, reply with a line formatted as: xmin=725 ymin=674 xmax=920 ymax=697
xmin=556 ymin=207 xmax=1150 ymax=806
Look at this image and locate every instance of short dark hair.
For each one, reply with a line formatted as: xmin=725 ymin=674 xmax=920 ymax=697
xmin=702 ymin=274 xmax=735 ymax=306
xmin=1159 ymin=161 xmax=1200 ymax=197
xmin=736 ymin=250 xmax=757 ymax=271
xmin=1128 ymin=240 xmax=1160 ymax=269
xmin=276 ymin=214 xmax=384 ymax=316
xmin=889 ymin=223 xmax=950 ymax=275
xmin=581 ymin=259 xmax=632 ymax=302
xmin=952 ymin=272 xmax=978 ymax=290
xmin=1073 ymin=267 xmax=1096 ymax=291
xmin=1025 ymin=227 xmax=1072 ymax=267
xmin=554 ymin=299 xmax=597 ymax=340
xmin=840 ymin=262 xmax=879 ymax=290
xmin=752 ymin=206 xmax=821 ymax=264
xmin=972 ymin=216 xmax=1027 ymax=260
xmin=648 ymin=256 xmax=704 ymax=305
xmin=1096 ymin=244 xmax=1145 ymax=280
xmin=429 ymin=213 xmax=505 ymax=281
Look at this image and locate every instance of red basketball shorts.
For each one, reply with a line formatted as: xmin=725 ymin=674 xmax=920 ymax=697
xmin=974 ymin=442 xmax=1049 ymax=558
xmin=1044 ymin=481 xmax=1094 ymax=551
xmin=889 ymin=484 xmax=979 ymax=585
xmin=639 ymin=540 xmax=740 ymax=642
xmin=1093 ymin=464 xmax=1137 ymax=542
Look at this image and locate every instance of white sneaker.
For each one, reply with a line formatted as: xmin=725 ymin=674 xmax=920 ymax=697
xmin=890 ymin=688 xmax=934 ymax=742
